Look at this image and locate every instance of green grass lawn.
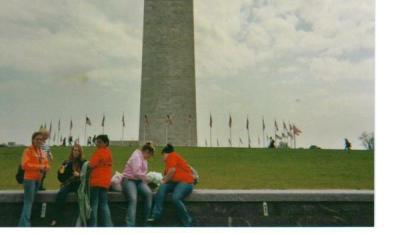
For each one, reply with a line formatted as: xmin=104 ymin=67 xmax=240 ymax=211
xmin=0 ymin=146 xmax=374 ymax=190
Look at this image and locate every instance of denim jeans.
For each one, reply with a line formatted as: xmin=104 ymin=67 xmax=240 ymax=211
xmin=121 ymin=178 xmax=153 ymax=226
xmin=51 ymin=183 xmax=79 ymax=222
xmin=151 ymin=182 xmax=193 ymax=227
xmin=18 ymin=180 xmax=40 ymax=227
xmin=89 ymin=187 xmax=113 ymax=227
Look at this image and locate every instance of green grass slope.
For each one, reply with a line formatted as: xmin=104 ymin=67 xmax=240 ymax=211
xmin=0 ymin=146 xmax=374 ymax=190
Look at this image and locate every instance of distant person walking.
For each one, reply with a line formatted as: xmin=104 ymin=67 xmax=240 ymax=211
xmin=147 ymin=144 xmax=194 ymax=227
xmin=39 ymin=128 xmax=53 ymax=190
xmin=62 ymin=137 xmax=66 ymax=147
xmin=268 ymin=137 xmax=276 ymax=149
xmin=92 ymin=135 xmax=97 ymax=147
xmin=50 ymin=144 xmax=86 ymax=226
xmin=344 ymin=138 xmax=352 ymax=152
xmin=18 ymin=132 xmax=50 ymax=227
xmin=68 ymin=136 xmax=73 ymax=146
xmin=88 ymin=134 xmax=113 ymax=227
xmin=121 ymin=142 xmax=155 ymax=226
xmin=87 ymin=136 xmax=92 ymax=146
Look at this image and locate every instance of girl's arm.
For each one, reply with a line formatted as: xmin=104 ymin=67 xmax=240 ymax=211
xmin=162 ymin=167 xmax=176 ymax=184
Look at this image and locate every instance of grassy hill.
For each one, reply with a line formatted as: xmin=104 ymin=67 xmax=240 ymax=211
xmin=0 ymin=146 xmax=374 ymax=190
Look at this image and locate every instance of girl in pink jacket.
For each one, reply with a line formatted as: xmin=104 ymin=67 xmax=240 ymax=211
xmin=121 ymin=142 xmax=155 ymax=226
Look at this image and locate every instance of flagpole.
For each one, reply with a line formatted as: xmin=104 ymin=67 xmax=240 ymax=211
xmin=84 ymin=115 xmax=87 ymax=146
xmin=121 ymin=113 xmax=124 ymax=141
xmin=262 ymin=117 xmax=265 ymax=148
xmin=290 ymin=124 xmax=293 ymax=148
xmin=144 ymin=125 xmax=146 ymax=142
xmin=121 ymin=118 xmax=124 ymax=141
xmin=57 ymin=120 xmax=60 ymax=146
xmin=293 ymin=127 xmax=296 ymax=149
xmin=166 ymin=124 xmax=168 ymax=144
xmin=228 ymin=114 xmax=232 ymax=147
xmin=69 ymin=117 xmax=72 ymax=138
xmin=262 ymin=129 xmax=265 ymax=148
xmin=188 ymin=124 xmax=191 ymax=146
xmin=229 ymin=127 xmax=232 ymax=147
xmin=209 ymin=126 xmax=212 ymax=148
xmin=247 ymin=115 xmax=250 ymax=148
xmin=293 ymin=134 xmax=296 ymax=149
xmin=209 ymin=114 xmax=212 ymax=147
xmin=247 ymin=129 xmax=250 ymax=148
xmin=188 ymin=115 xmax=192 ymax=146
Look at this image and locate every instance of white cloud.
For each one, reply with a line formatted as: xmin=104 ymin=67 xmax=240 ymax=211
xmin=0 ymin=0 xmax=374 ymax=149
xmin=0 ymin=0 xmax=143 ymax=83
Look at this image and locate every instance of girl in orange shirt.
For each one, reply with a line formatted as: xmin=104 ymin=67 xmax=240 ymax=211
xmin=18 ymin=132 xmax=50 ymax=227
xmin=147 ymin=144 xmax=194 ymax=227
xmin=88 ymin=134 xmax=113 ymax=227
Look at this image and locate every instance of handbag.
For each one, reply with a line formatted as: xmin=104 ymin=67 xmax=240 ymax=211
xmin=16 ymin=165 xmax=24 ymax=184
xmin=189 ymin=166 xmax=199 ymax=185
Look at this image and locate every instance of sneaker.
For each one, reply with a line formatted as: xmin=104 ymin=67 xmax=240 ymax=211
xmin=50 ymin=220 xmax=57 ymax=226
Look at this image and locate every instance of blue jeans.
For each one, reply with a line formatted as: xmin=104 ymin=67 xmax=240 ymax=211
xmin=89 ymin=187 xmax=113 ymax=227
xmin=151 ymin=182 xmax=193 ymax=227
xmin=51 ymin=183 xmax=79 ymax=222
xmin=121 ymin=178 xmax=153 ymax=226
xmin=18 ymin=180 xmax=40 ymax=227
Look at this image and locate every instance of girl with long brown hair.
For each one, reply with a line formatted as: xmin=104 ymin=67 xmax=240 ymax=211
xmin=50 ymin=144 xmax=86 ymax=226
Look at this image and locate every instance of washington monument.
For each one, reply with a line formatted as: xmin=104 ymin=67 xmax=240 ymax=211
xmin=139 ymin=0 xmax=197 ymax=146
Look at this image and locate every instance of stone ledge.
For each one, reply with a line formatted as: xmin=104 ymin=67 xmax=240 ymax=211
xmin=0 ymin=189 xmax=374 ymax=203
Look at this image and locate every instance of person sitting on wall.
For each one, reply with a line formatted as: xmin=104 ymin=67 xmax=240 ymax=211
xmin=121 ymin=142 xmax=155 ymax=226
xmin=50 ymin=144 xmax=86 ymax=226
xmin=147 ymin=144 xmax=195 ymax=227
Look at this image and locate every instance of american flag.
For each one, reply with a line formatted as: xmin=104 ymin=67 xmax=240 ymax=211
xmin=101 ymin=115 xmax=105 ymax=127
xmin=167 ymin=114 xmax=173 ymax=125
xmin=262 ymin=117 xmax=266 ymax=131
xmin=86 ymin=116 xmax=92 ymax=126
xmin=144 ymin=114 xmax=149 ymax=126
xmin=293 ymin=125 xmax=302 ymax=136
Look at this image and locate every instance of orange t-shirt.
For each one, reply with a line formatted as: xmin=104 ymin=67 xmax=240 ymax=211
xmin=21 ymin=146 xmax=49 ymax=181
xmin=89 ymin=147 xmax=113 ymax=188
xmin=164 ymin=152 xmax=194 ymax=184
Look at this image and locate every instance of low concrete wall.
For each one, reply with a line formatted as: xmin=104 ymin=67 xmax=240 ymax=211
xmin=0 ymin=189 xmax=374 ymax=227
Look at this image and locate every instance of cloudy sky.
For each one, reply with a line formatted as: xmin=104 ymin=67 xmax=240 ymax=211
xmin=0 ymin=0 xmax=374 ymax=149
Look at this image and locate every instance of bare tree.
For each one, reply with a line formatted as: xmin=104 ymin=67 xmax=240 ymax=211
xmin=359 ymin=132 xmax=374 ymax=150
